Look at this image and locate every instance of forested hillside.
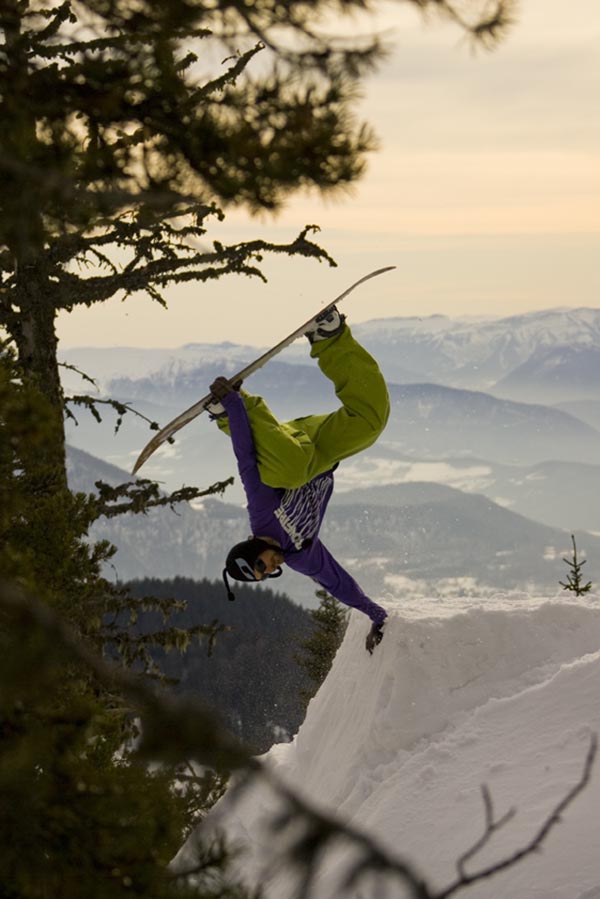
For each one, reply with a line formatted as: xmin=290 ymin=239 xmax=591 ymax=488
xmin=127 ymin=577 xmax=314 ymax=751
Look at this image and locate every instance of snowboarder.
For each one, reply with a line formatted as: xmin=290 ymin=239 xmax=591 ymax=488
xmin=209 ymin=307 xmax=389 ymax=654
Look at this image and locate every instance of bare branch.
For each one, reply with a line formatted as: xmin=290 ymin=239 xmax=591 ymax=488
xmin=436 ymin=734 xmax=598 ymax=898
xmin=456 ymin=784 xmax=516 ymax=878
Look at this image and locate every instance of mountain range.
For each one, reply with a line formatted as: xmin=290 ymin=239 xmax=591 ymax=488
xmin=65 ymin=365 xmax=600 ymax=479
xmin=347 ymin=306 xmax=600 ymax=395
xmin=67 ymin=446 xmax=600 ymax=607
xmin=62 ymin=306 xmax=600 ymax=600
xmin=62 ymin=306 xmax=600 ymax=399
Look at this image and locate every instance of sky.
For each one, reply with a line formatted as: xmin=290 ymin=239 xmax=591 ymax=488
xmin=57 ymin=0 xmax=600 ymax=349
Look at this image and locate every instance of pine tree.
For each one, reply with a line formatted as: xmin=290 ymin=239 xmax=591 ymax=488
xmin=0 ymin=0 xmax=514 ymax=765
xmin=296 ymin=589 xmax=349 ymax=703
xmin=560 ymin=534 xmax=593 ymax=597
xmin=0 ymin=0 xmax=515 ymax=550
xmin=0 ymin=2 xmax=515 ymax=892
xmin=0 ymin=347 xmax=260 ymax=896
xmin=0 ymin=0 xmax=374 ymax=475
xmin=0 ymin=0 xmax=514 ymax=486
xmin=0 ymin=576 xmax=253 ymax=899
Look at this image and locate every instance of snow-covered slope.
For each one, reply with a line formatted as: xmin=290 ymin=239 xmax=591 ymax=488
xmin=175 ymin=595 xmax=600 ymax=899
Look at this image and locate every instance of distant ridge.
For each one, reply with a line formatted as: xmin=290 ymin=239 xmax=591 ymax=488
xmin=494 ymin=345 xmax=600 ymax=402
xmin=67 ymin=446 xmax=600 ymax=599
xmin=61 ymin=306 xmax=600 ymax=398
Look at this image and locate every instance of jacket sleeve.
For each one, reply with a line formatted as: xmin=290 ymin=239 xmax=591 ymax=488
xmin=291 ymin=539 xmax=387 ymax=626
xmin=221 ymin=391 xmax=278 ymax=530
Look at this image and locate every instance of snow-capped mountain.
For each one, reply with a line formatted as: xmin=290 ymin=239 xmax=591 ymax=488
xmin=60 ymin=342 xmax=265 ymax=395
xmin=383 ymin=382 xmax=600 ymax=466
xmin=60 ymin=306 xmax=600 ymax=400
xmin=349 ymin=306 xmax=600 ymax=392
xmin=108 ymin=359 xmax=327 ymax=409
xmin=61 ymin=307 xmax=600 ymax=558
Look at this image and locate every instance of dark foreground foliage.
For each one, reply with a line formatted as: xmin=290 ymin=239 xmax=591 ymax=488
xmin=127 ymin=576 xmax=314 ymax=752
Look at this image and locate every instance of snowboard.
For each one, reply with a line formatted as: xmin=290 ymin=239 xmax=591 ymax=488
xmin=131 ymin=265 xmax=395 ymax=475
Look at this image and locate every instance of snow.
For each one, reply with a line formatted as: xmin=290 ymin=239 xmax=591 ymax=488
xmin=174 ymin=593 xmax=600 ymax=898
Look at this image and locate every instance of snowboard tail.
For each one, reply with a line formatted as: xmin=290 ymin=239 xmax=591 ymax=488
xmin=131 ymin=266 xmax=395 ymax=475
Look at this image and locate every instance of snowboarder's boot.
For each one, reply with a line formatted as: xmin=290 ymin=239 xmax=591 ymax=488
xmin=304 ymin=305 xmax=346 ymax=344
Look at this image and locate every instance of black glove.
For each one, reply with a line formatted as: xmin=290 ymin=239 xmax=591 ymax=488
xmin=366 ymin=621 xmax=385 ymax=655
xmin=209 ymin=376 xmax=243 ymax=400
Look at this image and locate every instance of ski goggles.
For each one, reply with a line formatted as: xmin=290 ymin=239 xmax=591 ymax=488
xmin=255 ymin=558 xmax=283 ymax=581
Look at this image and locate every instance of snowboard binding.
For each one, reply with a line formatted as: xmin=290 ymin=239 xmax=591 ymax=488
xmin=304 ymin=305 xmax=346 ymax=344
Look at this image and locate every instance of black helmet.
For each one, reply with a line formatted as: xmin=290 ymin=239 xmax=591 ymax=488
xmin=222 ymin=537 xmax=282 ymax=601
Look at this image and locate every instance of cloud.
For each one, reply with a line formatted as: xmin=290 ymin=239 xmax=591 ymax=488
xmin=335 ymin=457 xmax=493 ymax=492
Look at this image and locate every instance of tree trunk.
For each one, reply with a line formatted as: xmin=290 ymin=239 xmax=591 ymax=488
xmin=14 ymin=262 xmax=68 ymax=493
xmin=3 ymin=3 xmax=68 ymax=490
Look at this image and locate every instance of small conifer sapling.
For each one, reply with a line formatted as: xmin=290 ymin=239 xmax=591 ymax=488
xmin=560 ymin=535 xmax=592 ymax=596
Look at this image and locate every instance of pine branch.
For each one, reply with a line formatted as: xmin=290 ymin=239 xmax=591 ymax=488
xmin=0 ymin=582 xmax=252 ymax=773
xmin=468 ymin=1 xmax=518 ymax=49
xmin=58 ymin=361 xmax=98 ymax=388
xmin=93 ymin=476 xmax=234 ymax=519
xmin=194 ymin=41 xmax=265 ymax=99
xmin=45 ymin=203 xmax=222 ymax=267
xmin=101 ymin=621 xmax=231 ymax=661
xmin=260 ymin=765 xmax=431 ymax=899
xmin=95 ymin=591 xmax=187 ymax=622
xmin=51 ymin=225 xmax=336 ymax=310
xmin=64 ymin=394 xmax=160 ymax=434
xmin=415 ymin=1 xmax=517 ymax=50
xmin=31 ymin=0 xmax=76 ymax=44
